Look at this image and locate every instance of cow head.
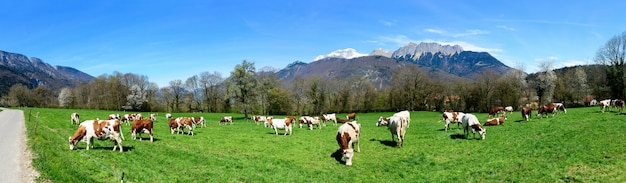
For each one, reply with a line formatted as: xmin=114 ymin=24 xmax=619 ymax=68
xmin=343 ymin=148 xmax=355 ymax=166
xmin=69 ymin=136 xmax=76 ymax=150
xmin=471 ymin=124 xmax=486 ymax=140
xmin=376 ymin=116 xmax=388 ymax=127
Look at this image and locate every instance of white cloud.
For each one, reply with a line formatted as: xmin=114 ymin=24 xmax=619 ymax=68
xmin=380 ymin=20 xmax=397 ymax=27
xmin=496 ymin=25 xmax=516 ymax=31
xmin=424 ymin=28 xmax=445 ymax=34
xmin=453 ymin=29 xmax=489 ymax=37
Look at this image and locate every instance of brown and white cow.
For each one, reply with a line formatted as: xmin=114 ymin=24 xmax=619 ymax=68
xmin=150 ymin=113 xmax=158 ymax=122
xmin=488 ymin=107 xmax=505 ymax=118
xmin=306 ymin=116 xmax=322 ymax=130
xmin=553 ymin=103 xmax=567 ymax=114
xmin=537 ymin=103 xmax=558 ymax=118
xmin=521 ymin=107 xmax=532 ymax=121
xmin=219 ymin=116 xmax=233 ymax=125
xmin=376 ymin=116 xmax=407 ymax=147
xmin=613 ymin=99 xmax=625 ymax=113
xmin=70 ymin=112 xmax=80 ymax=125
xmin=461 ymin=114 xmax=486 ymax=140
xmin=484 ymin=116 xmax=506 ymax=126
xmin=69 ymin=119 xmax=123 ymax=152
xmin=393 ymin=110 xmax=411 ymax=128
xmin=191 ymin=116 xmax=206 ymax=128
xmin=131 ymin=119 xmax=154 ymax=142
xmin=441 ymin=111 xmax=464 ymax=131
xmin=267 ymin=117 xmax=295 ymax=135
xmin=253 ymin=115 xmax=267 ymax=125
xmin=336 ymin=121 xmax=360 ymax=166
xmin=346 ymin=112 xmax=356 ymax=120
xmin=599 ymin=99 xmax=611 ymax=113
xmin=108 ymin=114 xmax=120 ymax=120
xmin=322 ymin=113 xmax=337 ymax=126
xmin=168 ymin=118 xmax=180 ymax=134
xmin=504 ymin=106 xmax=514 ymax=114
xmin=121 ymin=114 xmax=135 ymax=126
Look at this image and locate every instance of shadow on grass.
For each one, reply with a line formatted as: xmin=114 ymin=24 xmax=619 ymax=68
xmin=369 ymin=138 xmax=397 ymax=147
xmin=330 ymin=149 xmax=345 ymax=165
xmin=79 ymin=145 xmax=135 ymax=152
xmin=450 ymin=134 xmax=466 ymax=140
xmin=133 ymin=137 xmax=160 ymax=142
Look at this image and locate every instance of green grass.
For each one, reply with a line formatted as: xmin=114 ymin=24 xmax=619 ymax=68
xmin=23 ymin=107 xmax=626 ymax=182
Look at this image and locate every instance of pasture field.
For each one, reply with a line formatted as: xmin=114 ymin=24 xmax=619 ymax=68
xmin=22 ymin=107 xmax=626 ymax=182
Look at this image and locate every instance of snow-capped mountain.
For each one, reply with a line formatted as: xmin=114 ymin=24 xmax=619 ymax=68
xmin=312 ymin=48 xmax=368 ymax=61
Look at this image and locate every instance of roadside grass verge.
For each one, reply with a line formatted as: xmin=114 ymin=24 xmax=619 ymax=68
xmin=22 ymin=107 xmax=626 ymax=182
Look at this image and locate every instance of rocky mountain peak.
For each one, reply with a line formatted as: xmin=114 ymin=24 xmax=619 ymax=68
xmin=312 ymin=48 xmax=367 ymax=61
xmin=392 ymin=42 xmax=464 ymax=60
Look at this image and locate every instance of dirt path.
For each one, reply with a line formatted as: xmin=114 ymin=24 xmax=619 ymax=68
xmin=0 ymin=108 xmax=39 ymax=182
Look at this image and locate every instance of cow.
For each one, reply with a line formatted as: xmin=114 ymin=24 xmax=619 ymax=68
xmin=131 ymin=119 xmax=154 ymax=142
xmin=441 ymin=111 xmax=464 ymax=131
xmin=108 ymin=114 xmax=120 ymax=120
xmin=166 ymin=113 xmax=172 ymax=119
xmin=393 ymin=110 xmax=411 ymax=128
xmin=168 ymin=118 xmax=180 ymax=134
xmin=69 ymin=119 xmax=123 ymax=152
xmin=521 ymin=107 xmax=532 ymax=121
xmin=298 ymin=116 xmax=311 ymax=128
xmin=267 ymin=117 xmax=295 ymax=135
xmin=553 ymin=103 xmax=567 ymax=113
xmin=484 ymin=116 xmax=506 ymax=126
xmin=121 ymin=114 xmax=135 ymax=125
xmin=614 ymin=99 xmax=625 ymax=113
xmin=191 ymin=116 xmax=206 ymax=128
xmin=376 ymin=116 xmax=407 ymax=147
xmin=219 ymin=116 xmax=233 ymax=125
xmin=488 ymin=107 xmax=505 ymax=118
xmin=322 ymin=113 xmax=337 ymax=126
xmin=253 ymin=115 xmax=267 ymax=125
xmin=175 ymin=117 xmax=194 ymax=135
xmin=461 ymin=114 xmax=486 ymax=140
xmin=336 ymin=121 xmax=361 ymax=166
xmin=537 ymin=103 xmax=558 ymax=118
xmin=336 ymin=117 xmax=351 ymax=124
xmin=263 ymin=116 xmax=273 ymax=128
xmin=306 ymin=116 xmax=322 ymax=130
xmin=599 ymin=99 xmax=611 ymax=113
xmin=150 ymin=113 xmax=158 ymax=122
xmin=135 ymin=114 xmax=144 ymax=120
xmin=346 ymin=112 xmax=356 ymax=120
xmin=504 ymin=106 xmax=514 ymax=114
xmin=70 ymin=112 xmax=80 ymax=125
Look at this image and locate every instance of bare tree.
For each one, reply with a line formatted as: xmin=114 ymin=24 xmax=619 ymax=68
xmin=595 ymin=31 xmax=626 ymax=99
xmin=185 ymin=75 xmax=202 ymax=111
xmin=534 ymin=61 xmax=557 ymax=104
xmin=58 ymin=87 xmax=75 ymax=108
xmin=199 ymin=71 xmax=224 ymax=113
xmin=7 ymin=84 xmax=32 ymax=107
xmin=168 ymin=80 xmax=185 ymax=112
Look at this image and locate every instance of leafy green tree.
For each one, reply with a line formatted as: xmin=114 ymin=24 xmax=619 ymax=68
xmin=229 ymin=60 xmax=257 ymax=119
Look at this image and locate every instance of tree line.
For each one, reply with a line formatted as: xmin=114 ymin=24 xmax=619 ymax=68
xmin=2 ymin=31 xmax=625 ymax=115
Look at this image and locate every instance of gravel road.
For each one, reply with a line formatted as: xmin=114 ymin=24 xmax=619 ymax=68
xmin=0 ymin=108 xmax=38 ymax=182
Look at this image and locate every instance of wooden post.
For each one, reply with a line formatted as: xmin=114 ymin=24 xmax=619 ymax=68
xmin=33 ymin=112 xmax=39 ymax=135
xmin=28 ymin=110 xmax=31 ymax=122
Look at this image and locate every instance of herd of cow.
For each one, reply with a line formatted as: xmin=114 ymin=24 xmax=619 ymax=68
xmin=66 ymin=99 xmax=623 ymax=166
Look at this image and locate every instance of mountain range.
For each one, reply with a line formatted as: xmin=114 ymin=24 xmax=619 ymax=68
xmin=0 ymin=50 xmax=93 ymax=93
xmin=274 ymin=42 xmax=512 ymax=89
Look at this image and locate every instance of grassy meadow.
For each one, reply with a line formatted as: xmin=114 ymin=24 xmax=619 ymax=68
xmin=22 ymin=107 xmax=626 ymax=182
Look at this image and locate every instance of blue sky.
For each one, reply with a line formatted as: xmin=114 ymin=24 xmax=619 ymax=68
xmin=2 ymin=0 xmax=625 ymax=87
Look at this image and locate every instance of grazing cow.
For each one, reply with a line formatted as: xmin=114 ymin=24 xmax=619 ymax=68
xmin=108 ymin=114 xmax=120 ymax=120
xmin=175 ymin=117 xmax=194 ymax=135
xmin=121 ymin=114 xmax=135 ymax=125
xmin=393 ymin=110 xmax=411 ymax=128
xmin=484 ymin=116 xmax=507 ymax=126
xmin=521 ymin=107 xmax=532 ymax=121
xmin=336 ymin=117 xmax=351 ymax=124
xmin=70 ymin=112 xmax=80 ymax=125
xmin=69 ymin=119 xmax=123 ymax=152
xmin=131 ymin=119 xmax=154 ymax=142
xmin=263 ymin=116 xmax=273 ymax=128
xmin=150 ymin=113 xmax=157 ymax=122
xmin=488 ymin=107 xmax=505 ymax=118
xmin=219 ymin=116 xmax=233 ymax=125
xmin=599 ymin=99 xmax=611 ymax=113
xmin=461 ymin=114 xmax=486 ymax=140
xmin=168 ymin=118 xmax=180 ymax=134
xmin=376 ymin=116 xmax=407 ymax=147
xmin=553 ymin=103 xmax=567 ymax=113
xmin=298 ymin=116 xmax=311 ymax=128
xmin=267 ymin=117 xmax=294 ymax=135
xmin=166 ymin=113 xmax=172 ymax=119
xmin=537 ymin=103 xmax=558 ymax=118
xmin=614 ymin=99 xmax=625 ymax=112
xmin=322 ymin=113 xmax=338 ymax=126
xmin=504 ymin=106 xmax=514 ymax=114
xmin=306 ymin=117 xmax=322 ymax=130
xmin=336 ymin=121 xmax=360 ymax=166
xmin=253 ymin=115 xmax=267 ymax=125
xmin=441 ymin=111 xmax=464 ymax=131
xmin=346 ymin=112 xmax=356 ymax=120
xmin=191 ymin=116 xmax=206 ymax=128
